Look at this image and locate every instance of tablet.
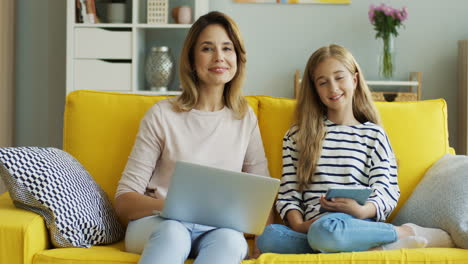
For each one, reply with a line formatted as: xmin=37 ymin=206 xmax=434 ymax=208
xmin=320 ymin=187 xmax=372 ymax=212
xmin=325 ymin=187 xmax=372 ymax=205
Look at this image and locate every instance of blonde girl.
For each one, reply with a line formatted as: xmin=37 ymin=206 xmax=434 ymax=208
xmin=257 ymin=44 xmax=454 ymax=253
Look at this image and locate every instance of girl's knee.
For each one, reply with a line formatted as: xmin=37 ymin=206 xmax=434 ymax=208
xmin=257 ymin=224 xmax=283 ymax=252
xmin=307 ymin=216 xmax=349 ymax=253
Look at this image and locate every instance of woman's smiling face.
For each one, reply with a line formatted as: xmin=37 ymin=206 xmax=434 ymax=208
xmin=194 ymin=24 xmax=237 ymax=89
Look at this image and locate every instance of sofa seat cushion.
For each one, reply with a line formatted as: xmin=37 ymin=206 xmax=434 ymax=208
xmin=257 ymin=248 xmax=468 ymax=263
xmin=33 ymin=241 xmax=138 ymax=264
xmin=33 ymin=241 xmax=257 ymax=264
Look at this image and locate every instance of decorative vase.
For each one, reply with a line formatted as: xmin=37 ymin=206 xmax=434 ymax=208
xmin=379 ymin=35 xmax=396 ymax=79
xmin=106 ymin=3 xmax=126 ymax=23
xmin=172 ymin=6 xmax=192 ymax=24
xmin=145 ymin=46 xmax=175 ymax=91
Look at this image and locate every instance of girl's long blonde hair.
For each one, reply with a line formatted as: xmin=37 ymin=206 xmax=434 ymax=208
xmin=295 ymin=44 xmax=381 ymax=191
xmin=172 ymin=11 xmax=248 ymax=119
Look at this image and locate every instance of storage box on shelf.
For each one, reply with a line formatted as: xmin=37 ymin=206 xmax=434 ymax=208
xmin=294 ymin=70 xmax=422 ymax=102
xmin=66 ymin=0 xmax=209 ymax=95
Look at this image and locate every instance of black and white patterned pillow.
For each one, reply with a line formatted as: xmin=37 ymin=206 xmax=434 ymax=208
xmin=0 ymin=147 xmax=124 ymax=248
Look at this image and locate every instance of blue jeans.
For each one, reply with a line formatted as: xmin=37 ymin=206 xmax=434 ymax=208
xmin=125 ymin=215 xmax=248 ymax=264
xmin=257 ymin=213 xmax=398 ymax=253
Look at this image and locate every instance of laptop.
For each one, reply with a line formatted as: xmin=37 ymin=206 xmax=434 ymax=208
xmin=161 ymin=161 xmax=280 ymax=235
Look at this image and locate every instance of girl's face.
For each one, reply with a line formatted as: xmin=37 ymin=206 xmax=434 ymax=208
xmin=194 ymin=24 xmax=237 ymax=89
xmin=313 ymin=57 xmax=358 ymax=116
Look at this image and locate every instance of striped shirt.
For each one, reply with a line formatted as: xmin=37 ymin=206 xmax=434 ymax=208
xmin=276 ymin=119 xmax=399 ymax=223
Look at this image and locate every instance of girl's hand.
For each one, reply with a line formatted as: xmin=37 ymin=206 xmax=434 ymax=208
xmin=291 ymin=218 xmax=317 ymax=234
xmin=319 ymin=195 xmax=365 ymax=219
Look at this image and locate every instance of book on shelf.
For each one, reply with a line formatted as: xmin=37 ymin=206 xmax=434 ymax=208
xmin=77 ymin=0 xmax=100 ymax=24
xmin=85 ymin=0 xmax=100 ymax=23
xmin=79 ymin=0 xmax=89 ymax=23
xmin=75 ymin=0 xmax=83 ymax=23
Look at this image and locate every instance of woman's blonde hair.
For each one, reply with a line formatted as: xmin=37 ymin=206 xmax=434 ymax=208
xmin=173 ymin=11 xmax=248 ymax=119
xmin=295 ymin=44 xmax=381 ymax=191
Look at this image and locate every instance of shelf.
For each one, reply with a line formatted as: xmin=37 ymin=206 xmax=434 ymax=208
xmin=74 ymin=23 xmax=132 ymax=28
xmin=135 ymin=24 xmax=192 ymax=29
xmin=366 ymin=81 xmax=419 ymax=86
xmin=74 ymin=23 xmax=193 ymax=29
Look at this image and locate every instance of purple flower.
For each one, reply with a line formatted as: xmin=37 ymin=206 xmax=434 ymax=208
xmin=368 ymin=3 xmax=408 ymax=38
xmin=383 ymin=6 xmax=392 ymax=16
xmin=401 ymin=6 xmax=408 ymax=21
xmin=390 ymin=8 xmax=398 ymax=19
xmin=368 ymin=9 xmax=375 ymax=23
xmin=395 ymin=10 xmax=402 ymax=21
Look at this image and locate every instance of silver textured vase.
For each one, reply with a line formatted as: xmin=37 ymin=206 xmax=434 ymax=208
xmin=145 ymin=46 xmax=175 ymax=91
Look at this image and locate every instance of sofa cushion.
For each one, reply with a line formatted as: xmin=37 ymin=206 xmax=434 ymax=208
xmin=256 ymin=248 xmax=468 ymax=263
xmin=392 ymin=154 xmax=468 ymax=248
xmin=32 ymin=240 xmax=258 ymax=264
xmin=374 ymin=99 xmax=450 ymax=220
xmin=0 ymin=147 xmax=124 ymax=248
xmin=256 ymin=96 xmax=296 ymax=180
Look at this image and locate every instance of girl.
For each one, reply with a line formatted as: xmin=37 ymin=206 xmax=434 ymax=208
xmin=114 ymin=12 xmax=270 ymax=263
xmin=257 ymin=44 xmax=454 ymax=253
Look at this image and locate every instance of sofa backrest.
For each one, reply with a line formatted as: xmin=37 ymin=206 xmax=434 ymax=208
xmin=64 ymin=90 xmax=450 ymax=220
xmin=63 ymin=90 xmax=259 ymax=199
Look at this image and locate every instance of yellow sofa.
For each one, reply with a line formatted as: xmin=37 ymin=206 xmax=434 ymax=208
xmin=1 ymin=90 xmax=467 ymax=264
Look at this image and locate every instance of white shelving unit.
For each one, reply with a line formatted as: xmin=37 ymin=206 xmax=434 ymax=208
xmin=366 ymin=81 xmax=419 ymax=86
xmin=367 ymin=72 xmax=422 ymax=102
xmin=66 ymin=0 xmax=209 ymax=95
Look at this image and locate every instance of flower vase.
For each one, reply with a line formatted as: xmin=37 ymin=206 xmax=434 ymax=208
xmin=379 ymin=35 xmax=396 ymax=79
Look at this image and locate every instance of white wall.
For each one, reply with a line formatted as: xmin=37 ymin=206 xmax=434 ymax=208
xmin=14 ymin=0 xmax=468 ymax=152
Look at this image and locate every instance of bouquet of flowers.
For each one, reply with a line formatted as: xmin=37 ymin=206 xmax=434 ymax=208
xmin=368 ymin=4 xmax=408 ymax=78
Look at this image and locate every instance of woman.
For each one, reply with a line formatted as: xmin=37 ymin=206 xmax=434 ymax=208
xmin=114 ymin=11 xmax=270 ymax=264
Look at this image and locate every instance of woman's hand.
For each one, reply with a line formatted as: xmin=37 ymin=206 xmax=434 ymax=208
xmin=114 ymin=192 xmax=165 ymax=226
xmin=319 ymin=195 xmax=375 ymax=219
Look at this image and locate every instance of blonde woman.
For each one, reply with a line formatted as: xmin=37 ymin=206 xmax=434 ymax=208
xmin=257 ymin=44 xmax=454 ymax=253
xmin=114 ymin=11 xmax=270 ymax=264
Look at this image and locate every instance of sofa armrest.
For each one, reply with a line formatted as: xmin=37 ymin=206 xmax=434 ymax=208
xmin=0 ymin=193 xmax=49 ymax=264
